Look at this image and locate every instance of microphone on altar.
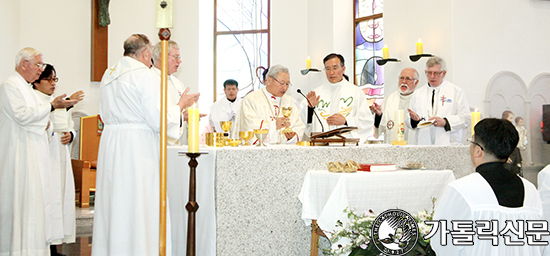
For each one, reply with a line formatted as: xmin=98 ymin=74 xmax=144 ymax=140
xmin=297 ymin=89 xmax=324 ymax=132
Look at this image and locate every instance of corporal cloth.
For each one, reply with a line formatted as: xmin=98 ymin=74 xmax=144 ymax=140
xmin=152 ymin=67 xmax=187 ymax=146
xmin=301 ymin=79 xmax=374 ymax=144
xmin=432 ymin=171 xmax=544 ymax=256
xmin=0 ymin=72 xmax=53 ymax=256
xmin=233 ymin=88 xmax=304 ymax=144
xmin=406 ymin=80 xmax=470 ymax=145
xmin=92 ymin=57 xmax=181 ymax=256
xmin=374 ymin=90 xmax=416 ymax=144
xmin=209 ymin=97 xmax=241 ymax=133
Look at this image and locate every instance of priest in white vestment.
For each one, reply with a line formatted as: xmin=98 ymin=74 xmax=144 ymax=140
xmin=92 ymin=34 xmax=186 ymax=256
xmin=537 ymin=164 xmax=550 ymax=256
xmin=151 ymin=40 xmax=201 ymax=146
xmin=430 ymin=118 xmax=544 ymax=256
xmin=406 ymin=56 xmax=470 ymax=145
xmin=0 ymin=48 xmax=79 ymax=256
xmin=32 ymin=63 xmax=84 ymax=254
xmin=372 ymin=67 xmax=418 ymax=144
xmin=301 ymin=53 xmax=374 ymax=144
xmin=233 ymin=65 xmax=304 ymax=144
xmin=209 ymin=79 xmax=241 ymax=134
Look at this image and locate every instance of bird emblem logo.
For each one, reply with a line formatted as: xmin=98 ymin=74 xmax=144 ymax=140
xmin=372 ymin=209 xmax=419 ymax=255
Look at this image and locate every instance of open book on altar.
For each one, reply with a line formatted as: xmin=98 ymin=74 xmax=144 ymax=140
xmin=310 ymin=127 xmax=360 ymax=146
xmin=358 ymin=163 xmax=397 ymax=172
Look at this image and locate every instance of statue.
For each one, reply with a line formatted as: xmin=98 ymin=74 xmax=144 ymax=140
xmin=98 ymin=0 xmax=111 ymax=27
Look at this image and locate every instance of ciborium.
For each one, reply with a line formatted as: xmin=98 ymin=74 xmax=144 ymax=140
xmin=254 ymin=129 xmax=269 ymax=147
xmin=281 ymin=107 xmax=293 ymax=134
xmin=239 ymin=131 xmax=254 ymax=146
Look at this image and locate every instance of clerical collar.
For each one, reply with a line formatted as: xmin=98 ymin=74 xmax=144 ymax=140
xmin=227 ymin=97 xmax=236 ymax=103
xmin=329 ymin=79 xmax=346 ymax=86
xmin=476 ymin=162 xmax=524 ymax=208
xmin=263 ymin=87 xmax=281 ymax=102
xmin=399 ymin=92 xmax=414 ymax=100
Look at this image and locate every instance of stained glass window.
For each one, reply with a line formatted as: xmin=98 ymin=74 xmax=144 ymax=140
xmin=354 ymin=0 xmax=384 ymax=105
xmin=215 ymin=0 xmax=269 ymax=101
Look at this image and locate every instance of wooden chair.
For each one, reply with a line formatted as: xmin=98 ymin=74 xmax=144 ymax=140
xmin=71 ymin=115 xmax=101 ymax=208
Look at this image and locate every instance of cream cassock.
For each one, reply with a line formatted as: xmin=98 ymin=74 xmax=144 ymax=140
xmin=35 ymin=90 xmax=76 ymax=245
xmin=406 ymin=80 xmax=470 ymax=145
xmin=0 ymin=72 xmax=53 ymax=255
xmin=374 ymin=90 xmax=416 ymax=144
xmin=92 ymin=57 xmax=181 ymax=256
xmin=209 ymin=96 xmax=241 ymax=133
xmin=233 ymin=88 xmax=304 ymax=144
xmin=300 ymin=79 xmax=374 ymax=144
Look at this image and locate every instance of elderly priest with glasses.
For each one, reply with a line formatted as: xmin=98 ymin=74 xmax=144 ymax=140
xmin=233 ymin=64 xmax=304 ymax=144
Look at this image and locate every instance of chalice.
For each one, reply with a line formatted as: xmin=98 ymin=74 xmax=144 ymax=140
xmin=281 ymin=107 xmax=293 ymax=134
xmin=254 ymin=129 xmax=269 ymax=147
xmin=239 ymin=131 xmax=254 ymax=146
xmin=220 ymin=121 xmax=232 ymax=146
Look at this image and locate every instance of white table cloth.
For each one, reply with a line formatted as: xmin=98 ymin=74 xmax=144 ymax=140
xmin=298 ymin=169 xmax=456 ymax=239
xmin=167 ymin=146 xmax=216 ymax=256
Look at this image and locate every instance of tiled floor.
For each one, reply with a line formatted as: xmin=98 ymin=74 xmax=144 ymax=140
xmin=57 ymin=207 xmax=94 ymax=256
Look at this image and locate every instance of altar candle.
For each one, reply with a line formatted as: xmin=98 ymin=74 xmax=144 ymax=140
xmin=306 ymin=56 xmax=312 ymax=70
xmin=395 ymin=110 xmax=405 ymax=141
xmin=382 ymin=45 xmax=389 ymax=59
xmin=188 ymin=103 xmax=199 ymax=153
xmin=471 ymin=109 xmax=481 ymax=136
xmin=156 ymin=0 xmax=173 ymax=28
xmin=416 ymin=39 xmax=423 ymax=55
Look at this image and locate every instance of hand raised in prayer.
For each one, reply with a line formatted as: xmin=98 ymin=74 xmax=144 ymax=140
xmin=429 ymin=116 xmax=446 ymax=127
xmin=407 ymin=108 xmax=421 ymax=121
xmin=276 ymin=117 xmax=290 ymax=130
xmin=327 ymin=113 xmax=346 ymax=126
xmin=51 ymin=94 xmax=79 ymax=109
xmin=306 ymin=91 xmax=320 ymax=108
xmin=60 ymin=132 xmax=72 ymax=145
xmin=370 ymin=102 xmax=382 ymax=116
xmin=177 ymin=87 xmax=200 ymax=111
xmin=69 ymin=90 xmax=85 ymax=101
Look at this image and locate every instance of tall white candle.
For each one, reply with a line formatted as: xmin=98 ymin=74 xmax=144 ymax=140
xmin=395 ymin=110 xmax=405 ymax=141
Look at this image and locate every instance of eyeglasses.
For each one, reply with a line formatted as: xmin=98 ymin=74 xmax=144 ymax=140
xmin=324 ymin=66 xmax=342 ymax=72
xmin=27 ymin=61 xmax=45 ymax=69
xmin=44 ymin=77 xmax=58 ymax=83
xmin=398 ymin=76 xmax=417 ymax=82
xmin=273 ymin=77 xmax=292 ymax=87
xmin=169 ymin=54 xmax=181 ymax=60
xmin=425 ymin=71 xmax=444 ymax=76
xmin=467 ymin=138 xmax=484 ymax=151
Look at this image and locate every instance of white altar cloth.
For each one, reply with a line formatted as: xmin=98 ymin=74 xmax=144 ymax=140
xmin=298 ymin=170 xmax=456 ymax=239
xmin=167 ymin=146 xmax=216 ymax=256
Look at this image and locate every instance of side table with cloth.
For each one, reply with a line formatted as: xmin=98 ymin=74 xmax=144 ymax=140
xmin=167 ymin=146 xmax=216 ymax=256
xmin=299 ymin=170 xmax=456 ymax=254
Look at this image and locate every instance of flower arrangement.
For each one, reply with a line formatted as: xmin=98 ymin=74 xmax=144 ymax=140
xmin=322 ymin=198 xmax=437 ymax=256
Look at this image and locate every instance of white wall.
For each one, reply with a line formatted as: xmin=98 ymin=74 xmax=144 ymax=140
xmin=0 ymin=0 xmax=19 ymax=81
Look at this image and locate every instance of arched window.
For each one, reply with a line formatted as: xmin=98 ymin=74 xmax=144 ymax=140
xmin=214 ymin=0 xmax=270 ymax=101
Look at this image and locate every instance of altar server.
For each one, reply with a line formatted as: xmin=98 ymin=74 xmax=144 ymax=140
xmin=431 ymin=118 xmax=544 ymax=256
xmin=32 ymin=64 xmax=84 ymax=255
xmin=233 ymin=64 xmax=304 ymax=144
xmin=372 ymin=67 xmax=419 ymax=143
xmin=302 ymin=53 xmax=374 ymax=143
xmin=209 ymin=79 xmax=241 ymax=133
xmin=92 ymin=34 xmax=187 ymax=256
xmin=0 ymin=47 xmax=78 ymax=255
xmin=151 ymin=40 xmax=201 ymax=146
xmin=406 ymin=56 xmax=470 ymax=145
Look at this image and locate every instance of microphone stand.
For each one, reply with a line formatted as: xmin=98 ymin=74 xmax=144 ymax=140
xmin=297 ymin=89 xmax=325 ymax=132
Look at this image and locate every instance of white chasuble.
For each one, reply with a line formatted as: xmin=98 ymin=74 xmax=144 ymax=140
xmin=92 ymin=57 xmax=180 ymax=256
xmin=233 ymin=88 xmax=305 ymax=144
xmin=406 ymin=80 xmax=470 ymax=145
xmin=0 ymin=72 xmax=52 ymax=256
xmin=301 ymin=80 xmax=374 ymax=144
xmin=374 ymin=90 xmax=416 ymax=144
